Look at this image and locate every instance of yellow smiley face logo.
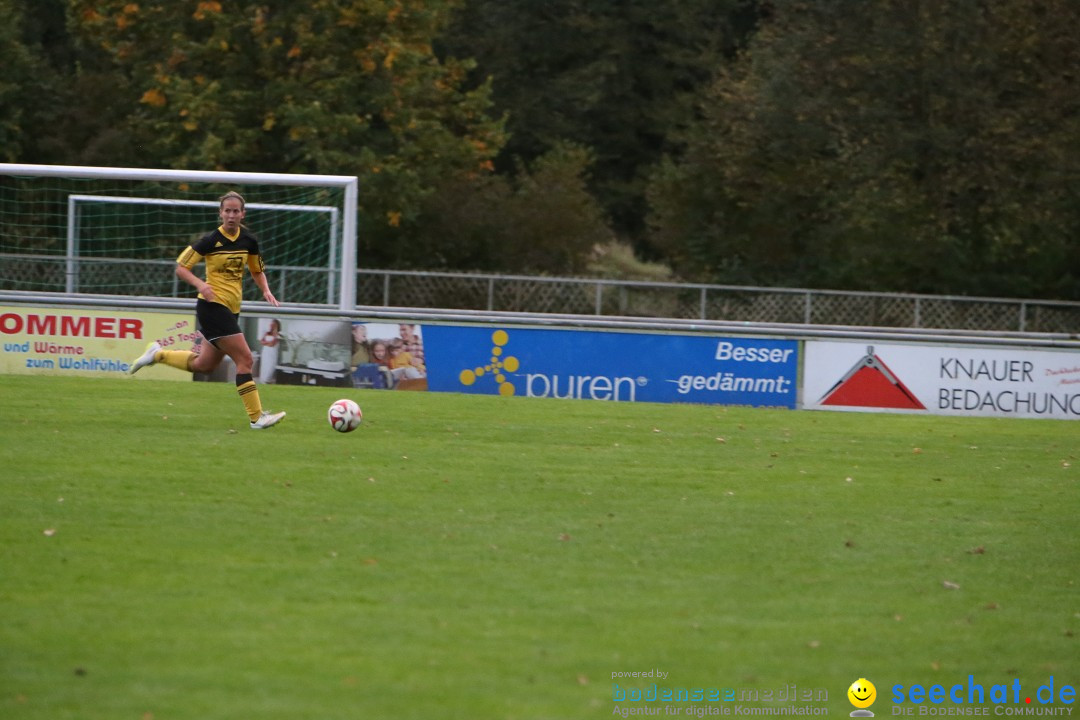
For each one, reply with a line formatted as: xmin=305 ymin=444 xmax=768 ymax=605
xmin=848 ymin=679 xmax=877 ymax=708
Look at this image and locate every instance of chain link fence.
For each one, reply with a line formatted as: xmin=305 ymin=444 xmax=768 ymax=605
xmin=2 ymin=253 xmax=1077 ymax=332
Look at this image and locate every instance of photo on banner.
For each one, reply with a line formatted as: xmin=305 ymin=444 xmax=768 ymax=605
xmin=270 ymin=317 xmax=354 ymax=388
xmin=348 ymin=322 xmax=428 ymax=391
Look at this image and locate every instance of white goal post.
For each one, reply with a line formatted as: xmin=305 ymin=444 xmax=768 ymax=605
xmin=67 ymin=195 xmax=341 ymax=304
xmin=0 ymin=163 xmax=359 ymax=311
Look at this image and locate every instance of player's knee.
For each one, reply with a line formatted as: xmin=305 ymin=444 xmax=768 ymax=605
xmin=232 ymin=351 xmax=254 ymax=374
xmin=191 ymin=355 xmax=218 ymax=374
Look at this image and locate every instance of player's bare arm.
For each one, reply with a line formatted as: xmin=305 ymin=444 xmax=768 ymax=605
xmin=175 ymin=263 xmax=216 ymax=302
xmin=251 ymin=271 xmax=280 ymax=307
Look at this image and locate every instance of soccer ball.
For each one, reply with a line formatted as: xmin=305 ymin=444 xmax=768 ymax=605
xmin=327 ymin=398 xmax=363 ymax=433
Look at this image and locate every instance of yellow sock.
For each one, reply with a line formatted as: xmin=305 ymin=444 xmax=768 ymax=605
xmin=157 ymin=350 xmax=195 ymax=372
xmin=236 ymin=374 xmax=263 ymax=422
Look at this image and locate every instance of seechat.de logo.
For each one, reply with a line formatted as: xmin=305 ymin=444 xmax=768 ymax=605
xmin=849 ymin=678 xmax=877 ymax=717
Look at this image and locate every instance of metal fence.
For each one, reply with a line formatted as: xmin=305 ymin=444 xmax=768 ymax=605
xmin=2 ymin=252 xmax=1078 ymax=332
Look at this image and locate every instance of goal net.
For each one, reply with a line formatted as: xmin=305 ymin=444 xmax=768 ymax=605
xmin=0 ymin=164 xmax=358 ymax=309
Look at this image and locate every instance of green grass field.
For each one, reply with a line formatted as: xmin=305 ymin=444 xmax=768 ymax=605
xmin=1 ymin=374 xmax=1076 ymax=719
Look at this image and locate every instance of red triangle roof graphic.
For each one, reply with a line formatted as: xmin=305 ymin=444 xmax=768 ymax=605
xmin=819 ymin=346 xmax=925 ymax=410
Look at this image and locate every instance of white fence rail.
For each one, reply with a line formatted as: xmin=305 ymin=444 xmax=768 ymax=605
xmin=2 ymin=254 xmax=1078 ymax=333
xmin=3 ymin=289 xmax=1079 ymax=351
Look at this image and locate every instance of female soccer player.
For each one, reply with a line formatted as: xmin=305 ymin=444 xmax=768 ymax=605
xmin=128 ymin=191 xmax=286 ymax=429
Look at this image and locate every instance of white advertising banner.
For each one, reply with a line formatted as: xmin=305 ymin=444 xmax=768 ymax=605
xmin=802 ymin=340 xmax=1080 ymax=419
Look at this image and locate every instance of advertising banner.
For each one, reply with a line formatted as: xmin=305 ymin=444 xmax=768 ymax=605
xmin=346 ymin=322 xmax=429 ymax=391
xmin=421 ymin=325 xmax=798 ymax=407
xmin=0 ymin=305 xmax=197 ymax=380
xmin=803 ymin=340 xmax=1080 ymax=419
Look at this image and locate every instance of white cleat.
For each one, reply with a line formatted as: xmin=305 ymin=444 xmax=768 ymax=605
xmin=128 ymin=341 xmax=161 ymax=375
xmin=250 ymin=410 xmax=286 ymax=430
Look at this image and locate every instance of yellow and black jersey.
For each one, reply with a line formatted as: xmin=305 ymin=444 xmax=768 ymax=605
xmin=176 ymin=226 xmax=266 ymax=314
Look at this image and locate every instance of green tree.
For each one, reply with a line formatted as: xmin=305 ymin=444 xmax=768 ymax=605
xmin=7 ymin=0 xmax=143 ymax=166
xmin=440 ymin=0 xmax=758 ymax=244
xmin=0 ymin=0 xmax=59 ymax=162
xmin=648 ymin=0 xmax=1080 ymax=298
xmin=414 ymin=142 xmax=611 ymax=274
xmin=69 ymin=0 xmax=507 ymax=264
xmin=0 ymin=1 xmax=29 ymax=160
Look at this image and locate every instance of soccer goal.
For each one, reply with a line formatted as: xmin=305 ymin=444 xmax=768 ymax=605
xmin=0 ymin=164 xmax=358 ymax=310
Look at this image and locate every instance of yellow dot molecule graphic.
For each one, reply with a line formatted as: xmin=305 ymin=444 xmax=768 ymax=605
xmin=458 ymin=330 xmax=519 ymax=395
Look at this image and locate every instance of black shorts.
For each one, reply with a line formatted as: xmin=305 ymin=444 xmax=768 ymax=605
xmin=196 ymin=299 xmax=242 ymax=346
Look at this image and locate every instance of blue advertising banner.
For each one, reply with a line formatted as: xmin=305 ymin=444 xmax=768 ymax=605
xmin=421 ymin=325 xmax=798 ymax=407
